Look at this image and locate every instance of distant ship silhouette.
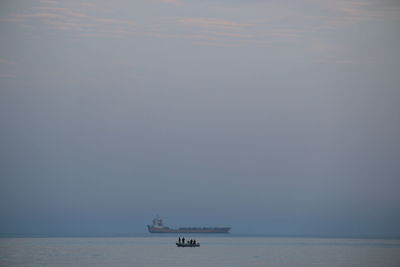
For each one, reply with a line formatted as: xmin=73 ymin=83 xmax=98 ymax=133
xmin=147 ymin=216 xmax=231 ymax=233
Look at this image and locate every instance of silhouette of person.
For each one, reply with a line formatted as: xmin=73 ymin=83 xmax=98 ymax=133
xmin=182 ymin=237 xmax=185 ymax=244
xmin=178 ymin=237 xmax=181 ymax=243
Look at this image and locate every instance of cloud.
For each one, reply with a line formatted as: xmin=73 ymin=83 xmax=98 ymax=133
xmin=300 ymin=0 xmax=400 ymax=64
xmin=0 ymin=73 xmax=16 ymax=78
xmin=160 ymin=0 xmax=179 ymax=4
xmin=0 ymin=58 xmax=17 ymax=79
xmin=2 ymin=0 xmax=398 ymax=49
xmin=39 ymin=0 xmax=58 ymax=4
xmin=80 ymin=2 xmax=96 ymax=8
xmin=178 ymin=17 xmax=254 ymax=30
xmin=200 ymin=30 xmax=254 ymax=39
xmin=310 ymin=40 xmax=337 ymax=54
xmin=173 ymin=17 xmax=259 ymax=46
xmin=94 ymin=18 xmax=135 ymax=25
xmin=2 ymin=1 xmax=136 ymax=38
xmin=15 ymin=12 xmax=65 ymax=20
xmin=0 ymin=58 xmax=16 ymax=65
xmin=192 ymin=41 xmax=244 ymax=48
xmin=173 ymin=14 xmax=316 ymax=47
xmin=310 ymin=0 xmax=400 ymax=29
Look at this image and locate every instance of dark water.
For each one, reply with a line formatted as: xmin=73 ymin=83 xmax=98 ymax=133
xmin=1 ymin=236 xmax=400 ymax=266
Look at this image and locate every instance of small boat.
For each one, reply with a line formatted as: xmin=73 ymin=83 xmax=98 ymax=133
xmin=176 ymin=242 xmax=200 ymax=247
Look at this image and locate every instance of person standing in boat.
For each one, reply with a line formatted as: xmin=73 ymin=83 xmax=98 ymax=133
xmin=182 ymin=237 xmax=185 ymax=244
xmin=178 ymin=237 xmax=181 ymax=244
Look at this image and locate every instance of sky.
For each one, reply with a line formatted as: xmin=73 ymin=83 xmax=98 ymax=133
xmin=0 ymin=0 xmax=400 ymax=236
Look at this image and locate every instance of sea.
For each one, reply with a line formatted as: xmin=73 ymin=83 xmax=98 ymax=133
xmin=1 ymin=235 xmax=400 ymax=266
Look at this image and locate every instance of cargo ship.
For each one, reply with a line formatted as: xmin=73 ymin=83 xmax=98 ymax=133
xmin=147 ymin=216 xmax=230 ymax=233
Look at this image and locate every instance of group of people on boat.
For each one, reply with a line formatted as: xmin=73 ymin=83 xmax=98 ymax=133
xmin=178 ymin=237 xmax=197 ymax=245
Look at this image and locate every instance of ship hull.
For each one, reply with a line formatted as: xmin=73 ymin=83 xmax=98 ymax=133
xmin=147 ymin=225 xmax=230 ymax=233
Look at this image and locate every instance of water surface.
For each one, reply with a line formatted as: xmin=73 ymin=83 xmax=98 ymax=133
xmin=1 ymin=236 xmax=400 ymax=266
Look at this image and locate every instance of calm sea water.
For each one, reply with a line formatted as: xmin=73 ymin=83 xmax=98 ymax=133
xmin=1 ymin=236 xmax=400 ymax=266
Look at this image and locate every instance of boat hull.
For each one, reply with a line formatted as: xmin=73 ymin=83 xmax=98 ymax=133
xmin=176 ymin=243 xmax=200 ymax=247
xmin=148 ymin=225 xmax=230 ymax=233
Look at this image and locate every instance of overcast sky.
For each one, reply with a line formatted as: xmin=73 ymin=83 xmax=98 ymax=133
xmin=0 ymin=0 xmax=400 ymax=236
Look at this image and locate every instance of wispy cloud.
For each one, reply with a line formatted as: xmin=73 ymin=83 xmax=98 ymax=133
xmin=80 ymin=2 xmax=96 ymax=8
xmin=174 ymin=17 xmax=257 ymax=46
xmin=0 ymin=58 xmax=16 ymax=65
xmin=178 ymin=17 xmax=254 ymax=30
xmin=200 ymin=30 xmax=254 ymax=39
xmin=0 ymin=73 xmax=16 ymax=78
xmin=39 ymin=0 xmax=58 ymax=4
xmin=1 ymin=0 xmax=398 ymax=50
xmin=94 ymin=18 xmax=135 ymax=25
xmin=173 ymin=15 xmax=313 ymax=47
xmin=310 ymin=0 xmax=400 ymax=29
xmin=301 ymin=0 xmax=400 ymax=63
xmin=0 ymin=58 xmax=17 ymax=79
xmin=1 ymin=1 xmax=136 ymax=38
xmin=160 ymin=0 xmax=179 ymax=4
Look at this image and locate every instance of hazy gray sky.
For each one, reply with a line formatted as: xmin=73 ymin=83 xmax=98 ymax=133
xmin=1 ymin=0 xmax=400 ymax=236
